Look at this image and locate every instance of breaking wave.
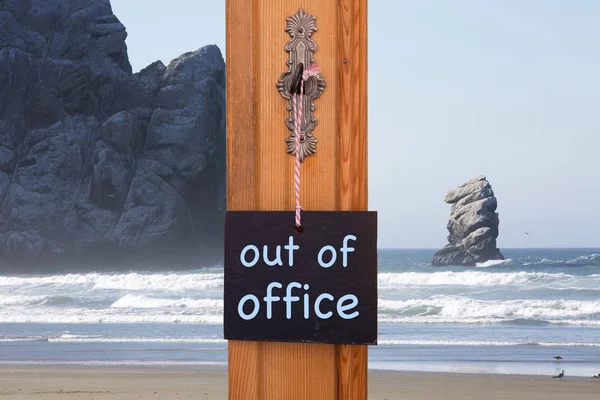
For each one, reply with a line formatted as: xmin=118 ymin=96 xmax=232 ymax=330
xmin=0 ymin=269 xmax=225 ymax=292
xmin=377 ymin=271 xmax=596 ymax=289
xmin=110 ymin=294 xmax=223 ymax=309
xmin=475 ymin=259 xmax=514 ymax=268
xmin=2 ymin=335 xmax=599 ymax=348
xmin=378 ymin=295 xmax=600 ymax=325
xmin=0 ymin=251 xmax=598 ymax=328
xmin=566 ymin=253 xmax=600 ymax=266
xmin=0 ymin=293 xmax=598 ymax=326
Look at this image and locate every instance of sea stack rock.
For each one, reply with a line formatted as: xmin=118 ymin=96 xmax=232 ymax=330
xmin=0 ymin=0 xmax=225 ymax=267
xmin=432 ymin=175 xmax=504 ymax=266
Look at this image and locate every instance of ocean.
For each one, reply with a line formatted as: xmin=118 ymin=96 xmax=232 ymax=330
xmin=1 ymin=248 xmax=599 ymax=377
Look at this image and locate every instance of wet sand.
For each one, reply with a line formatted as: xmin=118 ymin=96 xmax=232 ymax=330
xmin=0 ymin=366 xmax=598 ymax=399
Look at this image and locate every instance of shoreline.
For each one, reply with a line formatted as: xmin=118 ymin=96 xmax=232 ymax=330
xmin=0 ymin=365 xmax=598 ymax=399
xmin=0 ymin=359 xmax=595 ymax=378
xmin=0 ymin=362 xmax=588 ymax=378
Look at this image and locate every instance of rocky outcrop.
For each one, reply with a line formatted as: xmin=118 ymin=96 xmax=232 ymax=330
xmin=0 ymin=0 xmax=225 ymax=268
xmin=432 ymin=176 xmax=504 ymax=266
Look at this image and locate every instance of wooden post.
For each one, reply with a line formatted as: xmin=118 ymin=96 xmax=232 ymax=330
xmin=226 ymin=0 xmax=368 ymax=399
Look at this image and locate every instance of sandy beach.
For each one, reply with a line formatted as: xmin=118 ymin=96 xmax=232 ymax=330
xmin=0 ymin=366 xmax=598 ymax=399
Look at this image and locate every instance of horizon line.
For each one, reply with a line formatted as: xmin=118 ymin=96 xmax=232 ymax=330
xmin=378 ymin=247 xmax=600 ymax=250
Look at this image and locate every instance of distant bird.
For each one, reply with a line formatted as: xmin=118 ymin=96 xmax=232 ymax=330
xmin=553 ymin=356 xmax=562 ymax=361
xmin=525 ymin=232 xmax=529 ymax=236
xmin=553 ymin=370 xmax=565 ymax=379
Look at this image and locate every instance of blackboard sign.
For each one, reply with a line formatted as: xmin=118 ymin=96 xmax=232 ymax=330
xmin=223 ymin=211 xmax=377 ymax=345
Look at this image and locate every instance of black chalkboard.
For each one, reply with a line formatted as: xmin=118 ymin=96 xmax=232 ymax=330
xmin=223 ymin=211 xmax=378 ymax=345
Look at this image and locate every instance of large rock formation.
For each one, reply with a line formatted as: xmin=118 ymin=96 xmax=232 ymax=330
xmin=0 ymin=0 xmax=225 ymax=270
xmin=432 ymin=175 xmax=504 ymax=266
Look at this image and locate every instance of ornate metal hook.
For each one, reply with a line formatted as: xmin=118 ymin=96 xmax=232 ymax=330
xmin=276 ymin=8 xmax=326 ymax=162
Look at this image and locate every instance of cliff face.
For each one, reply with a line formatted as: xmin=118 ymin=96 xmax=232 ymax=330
xmin=432 ymin=175 xmax=504 ymax=266
xmin=0 ymin=0 xmax=225 ymax=268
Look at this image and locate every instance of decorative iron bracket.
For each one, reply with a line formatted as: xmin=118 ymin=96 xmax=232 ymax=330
xmin=276 ymin=8 xmax=326 ymax=162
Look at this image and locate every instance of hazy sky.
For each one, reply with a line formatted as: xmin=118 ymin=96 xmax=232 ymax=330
xmin=112 ymin=1 xmax=600 ymax=249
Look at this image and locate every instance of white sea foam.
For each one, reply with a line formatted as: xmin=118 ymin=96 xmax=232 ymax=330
xmin=475 ymin=259 xmax=513 ymax=267
xmin=377 ymin=339 xmax=600 ymax=347
xmin=517 ymin=254 xmax=600 ymax=266
xmin=0 ymin=267 xmax=594 ymax=295
xmin=378 ymin=295 xmax=600 ymax=322
xmin=110 ymin=294 xmax=223 ymax=309
xmin=0 ymin=269 xmax=224 ymax=292
xmin=378 ymin=316 xmax=600 ymax=326
xmin=0 ymin=294 xmax=598 ymax=325
xmin=93 ymin=272 xmax=224 ymax=292
xmin=546 ymin=319 xmax=600 ymax=326
xmin=0 ymin=294 xmax=57 ymax=306
xmin=378 ymin=271 xmax=577 ymax=288
xmin=5 ymin=335 xmax=600 ymax=347
xmin=0 ymin=360 xmax=228 ymax=367
xmin=0 ymin=274 xmax=99 ymax=287
xmin=567 ymin=253 xmax=600 ymax=265
xmin=0 ymin=260 xmax=598 ymax=327
xmin=59 ymin=334 xmax=102 ymax=339
xmin=0 ymin=336 xmax=48 ymax=342
xmin=50 ymin=336 xmax=227 ymax=344
xmin=0 ymin=308 xmax=223 ymax=324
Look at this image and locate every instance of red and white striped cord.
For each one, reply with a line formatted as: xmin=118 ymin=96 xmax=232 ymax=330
xmin=292 ymin=63 xmax=320 ymax=229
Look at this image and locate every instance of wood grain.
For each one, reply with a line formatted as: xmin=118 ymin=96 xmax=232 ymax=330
xmin=336 ymin=0 xmax=369 ymax=398
xmin=226 ymin=0 xmax=369 ymax=398
xmin=226 ymin=0 xmax=257 ymax=212
xmin=226 ymin=1 xmax=261 ymax=399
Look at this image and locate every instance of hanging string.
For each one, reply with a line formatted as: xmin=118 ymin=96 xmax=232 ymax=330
xmin=292 ymin=63 xmax=320 ymax=231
